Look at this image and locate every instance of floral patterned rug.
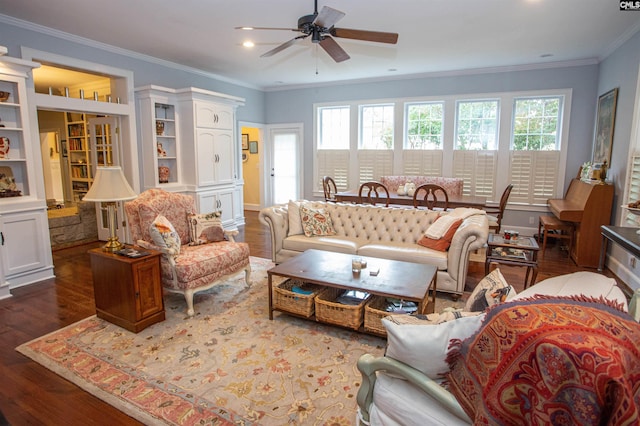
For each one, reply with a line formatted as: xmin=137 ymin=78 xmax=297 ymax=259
xmin=19 ymin=257 xmax=415 ymax=425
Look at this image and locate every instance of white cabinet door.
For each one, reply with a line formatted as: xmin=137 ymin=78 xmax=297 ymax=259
xmin=0 ymin=211 xmax=52 ymax=284
xmin=196 ymin=188 xmax=236 ymax=227
xmin=196 ymin=129 xmax=235 ymax=187
xmin=195 ymin=102 xmax=232 ymax=129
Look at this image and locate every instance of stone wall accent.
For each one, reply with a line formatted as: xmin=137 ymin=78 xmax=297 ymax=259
xmin=48 ymin=202 xmax=98 ymax=249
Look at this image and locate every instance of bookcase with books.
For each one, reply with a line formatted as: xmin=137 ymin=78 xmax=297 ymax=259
xmin=65 ymin=112 xmax=95 ymax=202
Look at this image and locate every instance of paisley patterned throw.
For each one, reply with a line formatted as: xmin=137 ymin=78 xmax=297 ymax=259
xmin=446 ymin=296 xmax=640 ymax=425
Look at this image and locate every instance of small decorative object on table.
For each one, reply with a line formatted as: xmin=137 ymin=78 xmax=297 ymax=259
xmin=155 ymin=120 xmax=165 ymax=135
xmin=0 ymin=166 xmax=21 ymax=197
xmin=157 ymin=142 xmax=167 ymax=157
xmin=158 ymin=166 xmax=170 ymax=183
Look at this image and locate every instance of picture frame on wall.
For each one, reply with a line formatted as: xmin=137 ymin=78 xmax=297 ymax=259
xmin=249 ymin=141 xmax=258 ymax=154
xmin=592 ymin=87 xmax=618 ymax=166
xmin=242 ymin=133 xmax=249 ymax=150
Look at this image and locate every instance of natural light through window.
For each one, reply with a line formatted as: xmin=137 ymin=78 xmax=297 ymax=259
xmin=405 ymin=102 xmax=444 ymax=149
xmin=318 ymin=106 xmax=350 ymax=149
xmin=512 ymin=97 xmax=561 ymax=150
xmin=360 ymin=104 xmax=394 ymax=149
xmin=455 ymin=100 xmax=499 ymax=150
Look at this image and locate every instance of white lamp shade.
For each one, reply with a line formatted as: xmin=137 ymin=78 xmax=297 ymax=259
xmin=83 ymin=166 xmax=137 ymax=202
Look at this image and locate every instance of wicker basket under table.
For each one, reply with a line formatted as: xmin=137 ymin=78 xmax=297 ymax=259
xmin=364 ymin=295 xmax=394 ymax=336
xmin=315 ymin=288 xmax=369 ymax=330
xmin=273 ymin=279 xmax=327 ymax=318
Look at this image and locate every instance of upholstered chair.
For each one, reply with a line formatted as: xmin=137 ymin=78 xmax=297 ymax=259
xmin=125 ymin=189 xmax=251 ymax=316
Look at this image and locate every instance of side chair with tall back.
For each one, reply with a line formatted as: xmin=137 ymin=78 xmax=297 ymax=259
xmin=125 ymin=189 xmax=251 ymax=316
xmin=413 ymin=184 xmax=449 ymax=210
xmin=322 ymin=176 xmax=338 ymax=202
xmin=358 ymin=181 xmax=390 ymax=206
xmin=485 ymin=184 xmax=513 ymax=233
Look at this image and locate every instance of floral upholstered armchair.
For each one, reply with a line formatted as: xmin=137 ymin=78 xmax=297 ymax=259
xmin=124 ymin=189 xmax=251 ymax=316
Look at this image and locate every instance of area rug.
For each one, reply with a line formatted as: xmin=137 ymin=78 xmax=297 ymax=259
xmin=17 ymin=256 xmax=464 ymax=425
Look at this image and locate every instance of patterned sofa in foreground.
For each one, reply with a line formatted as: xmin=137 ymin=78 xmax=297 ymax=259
xmin=125 ymin=189 xmax=251 ymax=316
xmin=356 ymin=272 xmax=640 ymax=425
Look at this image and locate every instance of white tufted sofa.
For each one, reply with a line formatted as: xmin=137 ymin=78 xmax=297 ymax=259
xmin=259 ymin=201 xmax=489 ymax=297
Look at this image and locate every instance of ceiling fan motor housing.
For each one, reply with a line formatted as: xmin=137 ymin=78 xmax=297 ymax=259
xmin=298 ymin=14 xmax=318 ymax=34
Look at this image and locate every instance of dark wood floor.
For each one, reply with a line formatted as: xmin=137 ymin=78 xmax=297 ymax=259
xmin=0 ymin=211 xmax=621 ymax=425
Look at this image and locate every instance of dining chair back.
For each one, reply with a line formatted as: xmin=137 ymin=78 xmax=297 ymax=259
xmin=322 ymin=176 xmax=338 ymax=202
xmin=413 ymin=184 xmax=449 ymax=210
xmin=485 ymin=184 xmax=514 ymax=233
xmin=358 ymin=181 xmax=390 ymax=206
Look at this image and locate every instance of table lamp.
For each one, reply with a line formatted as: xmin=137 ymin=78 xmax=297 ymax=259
xmin=83 ymin=166 xmax=137 ymax=252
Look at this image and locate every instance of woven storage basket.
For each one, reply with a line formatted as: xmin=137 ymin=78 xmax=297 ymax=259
xmin=273 ymin=279 xmax=326 ymax=318
xmin=315 ymin=288 xmax=368 ymax=330
xmin=364 ymin=296 xmax=393 ymax=336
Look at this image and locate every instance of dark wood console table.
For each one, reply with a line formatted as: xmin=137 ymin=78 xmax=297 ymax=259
xmin=599 ymin=226 xmax=640 ymax=272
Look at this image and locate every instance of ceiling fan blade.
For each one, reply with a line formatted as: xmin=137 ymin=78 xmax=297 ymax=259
xmin=331 ymin=28 xmax=399 ymax=44
xmin=313 ymin=6 xmax=345 ymax=29
xmin=319 ymin=36 xmax=350 ymax=63
xmin=260 ymin=35 xmax=308 ymax=58
xmin=235 ymin=26 xmax=299 ymax=31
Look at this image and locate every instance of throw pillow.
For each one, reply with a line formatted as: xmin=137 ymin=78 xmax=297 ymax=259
xmin=417 ymin=218 xmax=462 ymax=251
xmin=288 ymin=200 xmax=305 ymax=236
xmin=383 ymin=313 xmax=485 ymax=379
xmin=464 ymin=268 xmax=512 ymax=312
xmin=447 ymin=297 xmax=640 ymax=424
xmin=299 ymin=204 xmax=336 ymax=237
xmin=187 ymin=211 xmax=225 ymax=245
xmin=149 ymin=214 xmax=181 ymax=256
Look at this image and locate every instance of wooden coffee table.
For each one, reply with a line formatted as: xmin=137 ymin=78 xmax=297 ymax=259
xmin=267 ymin=249 xmax=437 ymax=323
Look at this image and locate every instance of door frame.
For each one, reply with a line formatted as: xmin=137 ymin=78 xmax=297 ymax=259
xmin=238 ymin=121 xmax=266 ymax=210
xmin=265 ymin=123 xmax=304 ymax=206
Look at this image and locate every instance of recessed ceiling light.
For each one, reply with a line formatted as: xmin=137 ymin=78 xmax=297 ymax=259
xmin=388 ymin=68 xmax=397 ymax=72
xmin=236 ymin=26 xmax=254 ymax=30
xmin=243 ymin=41 xmax=255 ymax=48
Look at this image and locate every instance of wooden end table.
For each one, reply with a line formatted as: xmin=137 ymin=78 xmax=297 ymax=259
xmin=89 ymin=247 xmax=165 ymax=332
xmin=485 ymin=234 xmax=540 ymax=289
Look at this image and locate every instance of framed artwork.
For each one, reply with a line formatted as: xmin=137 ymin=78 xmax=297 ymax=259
xmin=61 ymin=139 xmax=68 ymax=157
xmin=592 ymin=88 xmax=618 ymax=166
xmin=242 ymin=133 xmax=249 ymax=150
xmin=249 ymin=141 xmax=258 ymax=154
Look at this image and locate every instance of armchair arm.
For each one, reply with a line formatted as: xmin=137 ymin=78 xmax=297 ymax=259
xmin=224 ymin=228 xmax=239 ymax=243
xmin=356 ymin=354 xmax=470 ymax=425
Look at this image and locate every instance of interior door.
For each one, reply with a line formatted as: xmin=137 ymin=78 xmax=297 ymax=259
xmin=266 ymin=124 xmax=303 ymax=205
xmin=88 ymin=116 xmax=127 ymax=243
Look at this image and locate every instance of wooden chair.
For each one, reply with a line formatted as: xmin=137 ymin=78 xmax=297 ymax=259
xmin=358 ymin=181 xmax=390 ymax=206
xmin=485 ymin=184 xmax=513 ymax=233
xmin=413 ymin=184 xmax=449 ymax=210
xmin=322 ymin=176 xmax=337 ymax=202
xmin=538 ymin=215 xmax=574 ymax=259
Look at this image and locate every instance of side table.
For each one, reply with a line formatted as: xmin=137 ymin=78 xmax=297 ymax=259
xmin=485 ymin=234 xmax=540 ymax=289
xmin=89 ymin=247 xmax=165 ymax=332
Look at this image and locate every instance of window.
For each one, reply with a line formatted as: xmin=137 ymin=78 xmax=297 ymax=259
xmin=318 ymin=106 xmax=350 ymax=149
xmin=405 ymin=102 xmax=444 ymax=149
xmin=509 ymin=96 xmax=563 ymax=204
xmin=360 ymin=104 xmax=394 ymax=149
xmin=316 ymin=106 xmax=350 ymax=190
xmin=455 ymin=100 xmax=499 ymax=150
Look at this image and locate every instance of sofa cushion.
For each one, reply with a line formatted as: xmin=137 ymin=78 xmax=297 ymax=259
xmin=418 ymin=218 xmax=463 ymax=251
xmin=300 ymin=204 xmax=336 ymax=237
xmin=464 ymin=268 xmax=511 ymax=312
xmin=149 ymin=214 xmax=181 ymax=256
xmin=283 ymin=235 xmax=362 ymax=254
xmin=383 ymin=313 xmax=485 ymax=380
xmin=447 ymin=297 xmax=640 ymax=424
xmin=187 ymin=211 xmax=225 ymax=245
xmin=287 ymin=200 xmax=304 ymax=236
xmin=358 ymin=243 xmax=448 ymax=270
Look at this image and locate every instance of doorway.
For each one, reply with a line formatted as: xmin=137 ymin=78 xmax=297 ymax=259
xmin=39 ymin=129 xmax=64 ymax=207
xmin=266 ymin=124 xmax=303 ymax=205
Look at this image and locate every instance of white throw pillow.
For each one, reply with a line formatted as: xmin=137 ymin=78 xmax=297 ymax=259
xmin=149 ymin=214 xmax=181 ymax=257
xmin=464 ymin=268 xmax=514 ymax=312
xmin=288 ymin=200 xmax=305 ymax=236
xmin=383 ymin=314 xmax=485 ymax=379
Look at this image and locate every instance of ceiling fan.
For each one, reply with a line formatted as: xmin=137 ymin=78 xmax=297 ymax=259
xmin=235 ymin=0 xmax=399 ymax=63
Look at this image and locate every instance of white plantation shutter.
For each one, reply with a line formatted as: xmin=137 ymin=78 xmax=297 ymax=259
xmin=509 ymin=151 xmax=559 ymax=204
xmin=625 ymin=155 xmax=640 ymax=226
xmin=402 ymin=150 xmax=443 ymax=176
xmin=317 ymin=150 xmax=349 ymax=192
xmin=452 ymin=150 xmax=496 ymax=197
xmin=358 ymin=150 xmax=393 ymax=184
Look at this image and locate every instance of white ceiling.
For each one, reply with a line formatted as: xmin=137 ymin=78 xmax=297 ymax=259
xmin=1 ymin=0 xmax=639 ymax=90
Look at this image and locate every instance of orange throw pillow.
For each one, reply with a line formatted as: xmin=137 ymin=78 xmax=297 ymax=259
xmin=417 ymin=218 xmax=462 ymax=251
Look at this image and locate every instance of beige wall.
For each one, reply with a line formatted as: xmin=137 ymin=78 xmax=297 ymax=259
xmin=241 ymin=127 xmax=261 ymax=208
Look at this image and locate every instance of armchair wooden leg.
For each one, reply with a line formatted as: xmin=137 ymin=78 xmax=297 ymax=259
xmin=244 ymin=263 xmax=252 ymax=287
xmin=184 ymin=289 xmax=196 ymax=317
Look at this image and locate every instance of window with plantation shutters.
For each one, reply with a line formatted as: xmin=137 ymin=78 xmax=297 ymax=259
xmin=402 ymin=150 xmax=443 ymax=176
xmin=509 ymin=151 xmax=559 ymax=204
xmin=625 ymin=154 xmax=640 ymax=226
xmin=453 ymin=151 xmax=496 ymax=197
xmin=316 ymin=150 xmax=349 ymax=192
xmin=358 ymin=150 xmax=393 ymax=184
